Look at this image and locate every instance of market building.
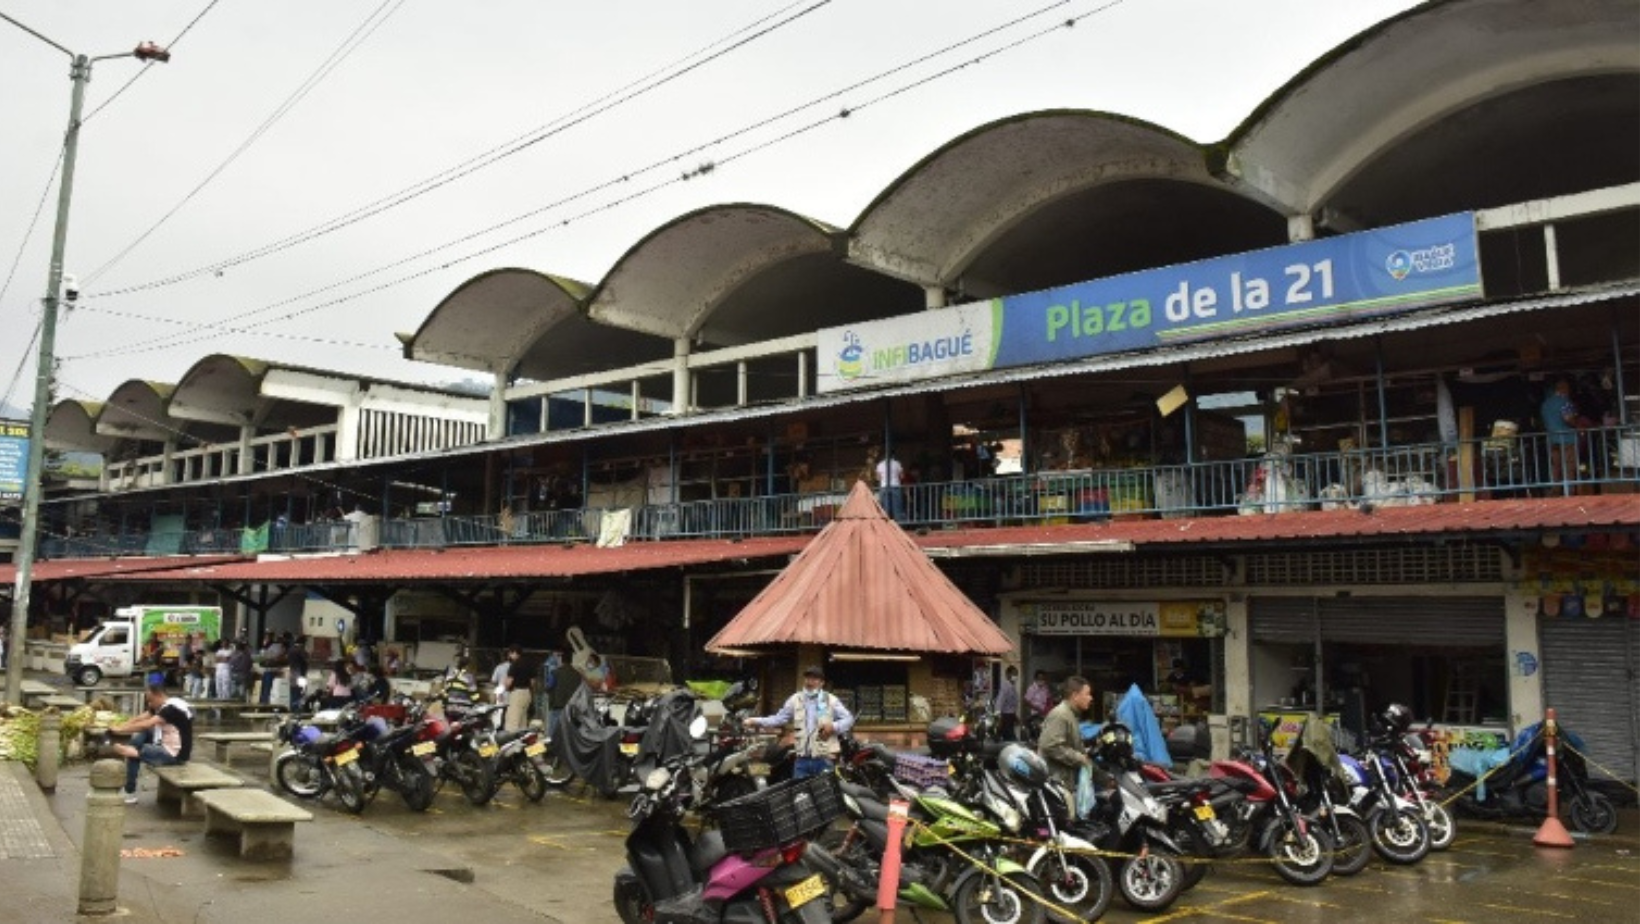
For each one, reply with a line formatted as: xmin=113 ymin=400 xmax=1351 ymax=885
xmin=4 ymin=0 xmax=1637 ymax=783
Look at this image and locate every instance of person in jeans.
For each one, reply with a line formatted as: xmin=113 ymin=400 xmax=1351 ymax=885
xmin=106 ymin=684 xmax=194 ymax=804
xmin=744 ymin=665 xmax=855 ymax=779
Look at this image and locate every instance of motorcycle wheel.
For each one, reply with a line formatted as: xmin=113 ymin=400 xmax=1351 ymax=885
xmin=1118 ymin=849 xmax=1184 ymax=913
xmin=952 ymin=871 xmax=1045 ymax=924
xmin=612 ymin=869 xmax=652 ymax=924
xmin=815 ymin=829 xmax=873 ymax=924
xmin=1568 ymin=791 xmax=1618 ymax=835
xmin=1422 ymin=801 xmax=1456 ymax=850
xmin=1030 ymin=852 xmax=1112 ymax=924
xmin=1329 ymin=814 xmax=1373 ymax=877
xmin=334 ymin=763 xmax=369 ymax=814
xmin=542 ymin=751 xmax=575 ymax=788
xmin=516 ymin=758 xmax=549 ymax=803
xmin=398 ymin=755 xmax=436 ymax=812
xmin=1174 ymin=824 xmax=1213 ymax=891
xmin=1268 ymin=824 xmax=1333 ymax=886
xmin=1369 ymin=808 xmax=1430 ymax=865
xmin=274 ymin=751 xmax=325 ymax=799
xmin=454 ymin=750 xmax=497 ymax=806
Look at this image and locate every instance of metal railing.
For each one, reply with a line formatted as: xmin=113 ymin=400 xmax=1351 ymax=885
xmin=37 ymin=424 xmax=1638 ymax=559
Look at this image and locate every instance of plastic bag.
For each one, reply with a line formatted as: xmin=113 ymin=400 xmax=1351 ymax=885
xmin=1076 ymin=764 xmax=1098 ymax=820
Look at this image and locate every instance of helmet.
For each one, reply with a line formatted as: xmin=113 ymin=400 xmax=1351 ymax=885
xmin=1091 ymin=723 xmax=1135 ymax=767
xmin=293 ymin=725 xmax=321 ymax=746
xmin=997 ymin=743 xmax=1049 ymax=789
xmin=1379 ymin=703 xmax=1412 ymax=734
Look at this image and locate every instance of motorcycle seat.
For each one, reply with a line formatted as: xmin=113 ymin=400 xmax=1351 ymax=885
xmin=839 ymin=780 xmax=891 ymax=818
xmin=692 ymin=827 xmax=730 ymax=876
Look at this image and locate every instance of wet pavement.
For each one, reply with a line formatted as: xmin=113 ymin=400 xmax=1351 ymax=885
xmin=3 ymin=690 xmax=1636 ymax=923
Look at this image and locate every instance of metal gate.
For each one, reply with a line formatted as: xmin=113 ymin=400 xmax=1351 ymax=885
xmin=1539 ymin=615 xmax=1640 ymax=786
xmin=1250 ymin=596 xmax=1504 ymax=646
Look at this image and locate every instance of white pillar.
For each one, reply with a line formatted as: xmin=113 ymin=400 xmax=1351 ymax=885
xmin=1504 ymin=590 xmax=1543 ymax=731
xmin=671 ymin=338 xmax=691 ymax=416
xmin=488 ymin=370 xmax=507 ymax=441
xmin=160 ymin=440 xmax=176 ymax=485
xmin=238 ymin=425 xmax=254 ymax=475
xmin=1224 ymin=597 xmax=1252 ymax=719
xmin=1287 ymin=213 xmax=1315 ymax=243
xmin=335 ymin=396 xmax=362 ymax=461
xmin=925 ymin=285 xmax=946 ymax=309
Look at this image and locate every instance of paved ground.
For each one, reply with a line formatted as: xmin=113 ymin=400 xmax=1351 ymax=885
xmin=3 ymin=677 xmax=1637 ymax=923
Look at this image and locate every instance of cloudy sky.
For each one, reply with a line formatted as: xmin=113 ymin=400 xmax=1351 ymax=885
xmin=0 ymin=0 xmax=1419 ymax=412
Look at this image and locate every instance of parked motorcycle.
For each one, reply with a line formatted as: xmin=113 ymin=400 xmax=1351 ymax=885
xmin=1201 ymin=725 xmax=1336 ymax=886
xmin=272 ymin=705 xmax=376 ymax=813
xmin=1087 ymin=725 xmax=1192 ymax=911
xmin=483 ymin=724 xmax=551 ymax=803
xmin=612 ymin=716 xmax=836 ymax=924
xmin=351 ymin=701 xmax=439 ymax=813
xmin=1338 ymin=726 xmax=1432 ymax=866
xmin=1439 ymin=719 xmax=1618 ymax=835
xmin=993 ymin=743 xmax=1115 ymax=924
xmin=429 ymin=699 xmax=500 ymax=806
xmin=1284 ymin=721 xmax=1373 ymax=876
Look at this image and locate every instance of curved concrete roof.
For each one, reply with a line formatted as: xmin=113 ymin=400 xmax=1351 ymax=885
xmin=96 ymin=380 xmax=180 ymax=443
xmin=1221 ymin=0 xmax=1640 ymax=221
xmin=408 ymin=269 xmax=670 ymax=381
xmin=586 ymin=205 xmax=865 ymax=344
xmin=848 ymin=111 xmax=1287 ymax=296
xmin=44 ymin=399 xmax=115 ymax=454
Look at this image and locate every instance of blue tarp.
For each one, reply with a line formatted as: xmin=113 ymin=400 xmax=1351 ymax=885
xmin=1115 ymin=683 xmax=1172 ymax=768
xmin=1448 ymin=746 xmax=1511 ymax=800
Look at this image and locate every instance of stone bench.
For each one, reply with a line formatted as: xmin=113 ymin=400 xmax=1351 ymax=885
xmin=153 ymin=762 xmax=243 ymax=816
xmin=195 ymin=731 xmax=277 ymax=763
xmin=195 ymin=788 xmax=312 ymax=860
xmin=37 ymin=694 xmax=85 ymax=711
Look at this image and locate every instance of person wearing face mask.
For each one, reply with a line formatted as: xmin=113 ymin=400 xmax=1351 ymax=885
xmin=744 ymin=665 xmax=855 ymax=778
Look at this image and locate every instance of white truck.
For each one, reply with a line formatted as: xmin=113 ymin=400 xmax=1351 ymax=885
xmin=66 ymin=605 xmax=224 ymax=687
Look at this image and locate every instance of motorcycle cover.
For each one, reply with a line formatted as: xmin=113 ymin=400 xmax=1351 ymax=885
xmin=555 ymin=683 xmax=624 ymax=796
xmin=1115 ymin=683 xmax=1172 ymax=768
xmin=635 ymin=688 xmax=698 ymax=772
xmin=1285 ymin=716 xmax=1349 ymax=786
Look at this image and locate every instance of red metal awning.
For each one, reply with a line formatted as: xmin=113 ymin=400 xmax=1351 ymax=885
xmin=0 ymin=555 xmax=250 ymax=585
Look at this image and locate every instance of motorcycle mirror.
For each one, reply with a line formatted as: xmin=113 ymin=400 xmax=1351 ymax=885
xmin=688 ymin=715 xmax=708 ymax=739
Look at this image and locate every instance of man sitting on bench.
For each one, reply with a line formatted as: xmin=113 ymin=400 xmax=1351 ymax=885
xmin=107 ymin=684 xmax=195 ymax=805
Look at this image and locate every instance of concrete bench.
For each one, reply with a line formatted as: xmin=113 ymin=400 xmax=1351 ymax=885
xmin=19 ymin=680 xmax=56 ymax=708
xmin=37 ymin=694 xmax=85 ymax=711
xmin=195 ymin=731 xmax=276 ymax=763
xmin=195 ymin=788 xmax=312 ymax=860
xmin=153 ymin=762 xmax=243 ymax=817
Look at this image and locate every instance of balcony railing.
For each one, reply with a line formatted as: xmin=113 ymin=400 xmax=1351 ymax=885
xmin=37 ymin=424 xmax=1638 ymax=561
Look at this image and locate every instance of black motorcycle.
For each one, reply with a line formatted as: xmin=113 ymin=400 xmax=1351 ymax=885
xmin=1439 ymin=720 xmax=1618 ymax=835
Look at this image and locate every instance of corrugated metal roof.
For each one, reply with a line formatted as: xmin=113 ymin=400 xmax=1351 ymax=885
xmin=0 ymin=555 xmax=251 ymax=585
xmin=706 ymin=482 xmax=1014 ymax=656
xmin=35 ymin=536 xmax=809 ymax=585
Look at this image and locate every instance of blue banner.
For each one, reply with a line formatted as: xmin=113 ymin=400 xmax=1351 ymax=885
xmin=990 ymin=212 xmax=1481 ymax=367
xmin=0 ymin=421 xmax=27 ymax=503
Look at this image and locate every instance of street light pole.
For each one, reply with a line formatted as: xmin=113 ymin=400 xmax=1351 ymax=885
xmin=2 ymin=19 xmax=169 ymax=703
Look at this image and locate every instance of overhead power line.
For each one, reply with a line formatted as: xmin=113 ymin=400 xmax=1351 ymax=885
xmin=65 ymin=1 xmax=1120 ymax=365
xmin=85 ymin=0 xmax=832 ymax=300
xmin=82 ymin=0 xmax=409 ymax=286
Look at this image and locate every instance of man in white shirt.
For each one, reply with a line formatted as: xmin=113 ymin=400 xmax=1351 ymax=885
xmin=875 ymin=451 xmax=906 ymax=521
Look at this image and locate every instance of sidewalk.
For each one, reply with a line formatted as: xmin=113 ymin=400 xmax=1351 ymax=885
xmin=0 ymin=757 xmax=579 ymax=923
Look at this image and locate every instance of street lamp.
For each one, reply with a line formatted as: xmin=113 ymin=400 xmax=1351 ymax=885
xmin=2 ymin=12 xmax=170 ymax=702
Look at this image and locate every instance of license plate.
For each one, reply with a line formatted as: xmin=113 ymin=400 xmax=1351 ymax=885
xmin=620 ymin=743 xmax=639 ymax=756
xmin=478 ymin=743 xmax=498 ymax=758
xmin=747 ymin=761 xmax=770 ymax=777
xmin=784 ymin=874 xmax=825 ymax=909
xmin=1193 ymin=804 xmax=1216 ymax=821
xmin=411 ymin=741 xmax=436 ymax=757
xmin=332 ymin=748 xmax=358 ymax=766
xmin=524 ymin=742 xmax=545 ymax=758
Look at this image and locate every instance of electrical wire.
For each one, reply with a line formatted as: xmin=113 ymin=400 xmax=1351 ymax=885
xmin=82 ymin=0 xmax=408 ymax=286
xmin=0 ymin=148 xmax=64 ymax=310
xmin=66 ymin=0 xmax=1106 ymax=363
xmin=85 ymin=0 xmax=832 ymax=299
xmin=80 ymin=0 xmax=225 ymax=125
xmin=1 ymin=321 xmax=43 ymax=411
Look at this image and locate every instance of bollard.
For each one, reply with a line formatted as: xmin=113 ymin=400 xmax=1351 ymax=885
xmin=79 ymin=759 xmax=128 ymax=915
xmin=36 ymin=707 xmax=61 ymax=792
xmin=876 ymin=799 xmax=910 ymax=924
xmin=1532 ymin=708 xmax=1575 ymax=849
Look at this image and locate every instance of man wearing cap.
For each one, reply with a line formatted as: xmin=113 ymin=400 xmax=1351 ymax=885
xmin=744 ymin=665 xmax=855 ymax=779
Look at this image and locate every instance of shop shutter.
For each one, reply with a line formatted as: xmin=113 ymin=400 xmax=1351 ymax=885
xmin=1538 ymin=615 xmax=1639 ymax=786
xmin=1251 ymin=596 xmax=1503 ymax=646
